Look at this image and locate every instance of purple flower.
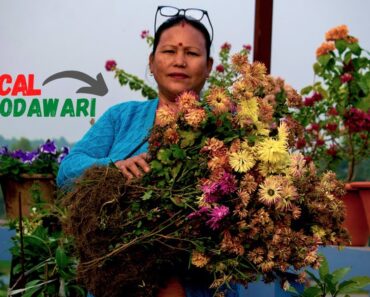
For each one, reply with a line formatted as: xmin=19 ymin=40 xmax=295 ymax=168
xmin=218 ymin=172 xmax=237 ymax=195
xmin=22 ymin=151 xmax=39 ymax=164
xmin=12 ymin=150 xmax=38 ymax=164
xmin=61 ymin=146 xmax=70 ymax=154
xmin=40 ymin=140 xmax=57 ymax=154
xmin=206 ymin=205 xmax=230 ymax=230
xmin=187 ymin=206 xmax=210 ymax=220
xmin=11 ymin=149 xmax=26 ymax=159
xmin=0 ymin=146 xmax=9 ymax=156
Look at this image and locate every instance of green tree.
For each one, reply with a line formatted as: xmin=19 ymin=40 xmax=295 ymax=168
xmin=10 ymin=137 xmax=33 ymax=151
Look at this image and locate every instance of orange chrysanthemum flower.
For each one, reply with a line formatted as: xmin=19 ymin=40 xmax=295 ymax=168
xmin=206 ymin=87 xmax=231 ymax=115
xmin=163 ymin=126 xmax=179 ymax=144
xmin=201 ymin=137 xmax=226 ymax=155
xmin=232 ymin=80 xmax=253 ymax=101
xmin=156 ymin=105 xmax=177 ymax=127
xmin=191 ymin=250 xmax=209 ymax=268
xmin=177 ymin=90 xmax=199 ymax=111
xmin=258 ymin=98 xmax=274 ymax=123
xmin=325 ymin=24 xmax=349 ymax=41
xmin=316 ymin=41 xmax=335 ymax=57
xmin=184 ymin=108 xmax=206 ymax=128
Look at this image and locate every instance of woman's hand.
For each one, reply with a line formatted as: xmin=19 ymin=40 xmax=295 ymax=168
xmin=115 ymin=153 xmax=150 ymax=180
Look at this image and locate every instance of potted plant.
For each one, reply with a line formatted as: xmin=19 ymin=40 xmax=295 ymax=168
xmin=287 ymin=255 xmax=370 ymax=297
xmin=292 ymin=25 xmax=370 ymax=245
xmin=0 ymin=140 xmax=69 ymax=218
xmin=8 ymin=201 xmax=86 ymax=297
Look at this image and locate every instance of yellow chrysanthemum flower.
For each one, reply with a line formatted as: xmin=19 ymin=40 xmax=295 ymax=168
xmin=191 ymin=250 xmax=209 ymax=268
xmin=256 ymin=122 xmax=289 ymax=164
xmin=278 ymin=122 xmax=289 ymax=144
xmin=257 ymin=138 xmax=287 ymax=164
xmin=229 ymin=149 xmax=256 ymax=173
xmin=258 ymin=160 xmax=289 ymax=176
xmin=254 ymin=121 xmax=270 ymax=136
xmin=258 ymin=176 xmax=282 ymax=206
xmin=236 ymin=97 xmax=259 ymax=126
xmin=311 ymin=225 xmax=326 ymax=239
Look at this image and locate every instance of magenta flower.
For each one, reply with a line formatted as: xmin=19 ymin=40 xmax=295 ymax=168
xmin=243 ymin=44 xmax=252 ymax=51
xmin=295 ymin=138 xmax=306 ymax=149
xmin=340 ymin=73 xmax=353 ymax=83
xmin=206 ymin=205 xmax=229 ymax=230
xmin=216 ymin=64 xmax=225 ymax=73
xmin=187 ymin=206 xmax=210 ymax=220
xmin=141 ymin=30 xmax=149 ymax=39
xmin=218 ymin=172 xmax=237 ymax=195
xmin=303 ymin=97 xmax=315 ymax=107
xmin=201 ymin=181 xmax=220 ymax=203
xmin=105 ymin=60 xmax=117 ymax=71
xmin=221 ymin=42 xmax=231 ymax=51
xmin=325 ymin=122 xmax=338 ymax=132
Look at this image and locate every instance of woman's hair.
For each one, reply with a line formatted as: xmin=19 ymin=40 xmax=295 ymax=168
xmin=152 ymin=15 xmax=212 ymax=58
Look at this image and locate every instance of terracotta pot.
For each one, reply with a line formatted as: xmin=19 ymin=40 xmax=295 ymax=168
xmin=156 ymin=278 xmax=186 ymax=297
xmin=0 ymin=174 xmax=55 ymax=219
xmin=343 ymin=182 xmax=370 ymax=246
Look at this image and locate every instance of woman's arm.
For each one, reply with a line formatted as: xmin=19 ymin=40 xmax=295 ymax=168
xmin=56 ymin=109 xmax=116 ymax=187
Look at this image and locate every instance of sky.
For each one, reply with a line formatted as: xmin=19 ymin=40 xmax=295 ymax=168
xmin=0 ymin=0 xmax=369 ymax=143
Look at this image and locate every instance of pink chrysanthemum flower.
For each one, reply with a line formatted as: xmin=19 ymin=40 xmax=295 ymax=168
xmin=207 ymin=205 xmax=230 ymax=230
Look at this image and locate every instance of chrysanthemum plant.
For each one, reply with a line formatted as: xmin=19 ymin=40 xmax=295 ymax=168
xmin=0 ymin=140 xmax=69 ymax=180
xmin=292 ymin=25 xmax=370 ymax=181
xmin=97 ymin=33 xmax=350 ymax=292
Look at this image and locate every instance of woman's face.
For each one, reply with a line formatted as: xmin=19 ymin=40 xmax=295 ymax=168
xmin=149 ymin=23 xmax=213 ymax=103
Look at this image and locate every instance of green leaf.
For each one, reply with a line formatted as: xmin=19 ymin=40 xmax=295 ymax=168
xmin=171 ymin=146 xmax=186 ymax=160
xmin=150 ymin=160 xmax=163 ymax=171
xmin=335 ymin=39 xmax=348 ymax=55
xmin=341 ymin=276 xmax=370 ymax=292
xmin=357 ymin=78 xmax=369 ymax=96
xmin=313 ymin=63 xmax=322 ymax=75
xmin=56 ymin=246 xmax=68 ymax=270
xmin=170 ymin=195 xmax=185 ymax=207
xmin=306 ymin=270 xmax=322 ymax=285
xmin=179 ymin=130 xmax=199 ymax=148
xmin=348 ymin=42 xmax=361 ymax=55
xmin=142 ymin=190 xmax=153 ymax=201
xmin=318 ymin=256 xmax=329 ymax=280
xmin=344 ymin=51 xmax=352 ymax=64
xmin=301 ymin=85 xmax=313 ymax=96
xmin=22 ymin=280 xmax=43 ymax=297
xmin=318 ymin=54 xmax=331 ymax=66
xmin=157 ymin=148 xmax=173 ymax=165
xmin=331 ymin=267 xmax=350 ymax=283
xmin=302 ymin=286 xmax=322 ymax=297
xmin=170 ymin=162 xmax=182 ymax=180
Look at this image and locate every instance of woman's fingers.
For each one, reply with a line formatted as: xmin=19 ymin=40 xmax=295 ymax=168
xmin=114 ymin=153 xmax=150 ymax=180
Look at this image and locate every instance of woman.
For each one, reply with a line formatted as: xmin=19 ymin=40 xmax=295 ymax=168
xmin=58 ymin=7 xmax=242 ymax=297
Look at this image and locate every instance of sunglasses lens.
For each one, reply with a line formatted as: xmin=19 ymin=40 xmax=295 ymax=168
xmin=160 ymin=6 xmax=179 ymax=17
xmin=185 ymin=9 xmax=204 ymax=20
